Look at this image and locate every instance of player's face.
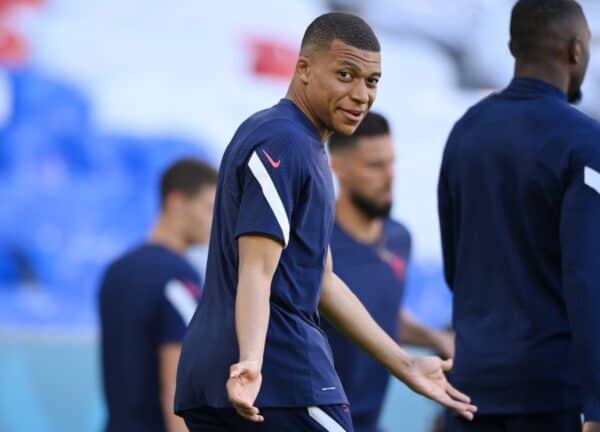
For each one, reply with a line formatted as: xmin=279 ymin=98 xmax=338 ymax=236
xmin=182 ymin=185 xmax=216 ymax=245
xmin=307 ymin=39 xmax=381 ymax=136
xmin=338 ymin=134 xmax=395 ymax=218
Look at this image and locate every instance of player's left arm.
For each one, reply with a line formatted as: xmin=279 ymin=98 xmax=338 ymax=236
xmin=157 ymin=279 xmax=199 ymax=432
xmin=438 ymin=130 xmax=458 ymax=290
xmin=319 ymin=247 xmax=476 ymax=420
xmin=159 ymin=343 xmax=188 ymax=432
xmin=398 ymin=310 xmax=454 ymax=359
xmin=560 ymin=154 xmax=600 ymax=427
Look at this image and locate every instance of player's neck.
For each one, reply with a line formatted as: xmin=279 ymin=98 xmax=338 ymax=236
xmin=285 ymin=82 xmax=333 ymax=143
xmin=335 ymin=197 xmax=383 ymax=244
xmin=149 ymin=217 xmax=188 ymax=254
xmin=514 ymin=62 xmax=569 ymax=95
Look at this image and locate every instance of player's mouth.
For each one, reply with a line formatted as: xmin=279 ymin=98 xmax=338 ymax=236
xmin=340 ymin=108 xmax=364 ymax=122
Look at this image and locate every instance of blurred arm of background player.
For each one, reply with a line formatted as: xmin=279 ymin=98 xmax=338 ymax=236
xmin=319 ymin=247 xmax=477 ymax=420
xmin=160 ymin=344 xmax=188 ymax=432
xmin=399 ymin=310 xmax=454 ymax=359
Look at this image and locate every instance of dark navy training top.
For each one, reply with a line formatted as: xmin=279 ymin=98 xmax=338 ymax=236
xmin=99 ymin=244 xmax=201 ymax=432
xmin=175 ymin=99 xmax=347 ymax=411
xmin=438 ymin=78 xmax=600 ymax=420
xmin=322 ymin=219 xmax=411 ymax=432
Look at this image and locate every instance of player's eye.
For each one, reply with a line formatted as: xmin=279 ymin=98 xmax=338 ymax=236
xmin=367 ymin=77 xmax=379 ymax=87
xmin=338 ymin=70 xmax=352 ymax=81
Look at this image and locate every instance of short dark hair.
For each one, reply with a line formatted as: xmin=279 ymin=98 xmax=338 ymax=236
xmin=510 ymin=0 xmax=584 ymax=60
xmin=160 ymin=158 xmax=218 ymax=206
xmin=328 ymin=111 xmax=390 ymax=154
xmin=301 ymin=12 xmax=380 ymax=54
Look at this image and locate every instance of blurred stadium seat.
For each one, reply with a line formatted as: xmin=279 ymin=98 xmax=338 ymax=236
xmin=0 ymin=68 xmax=214 ymax=329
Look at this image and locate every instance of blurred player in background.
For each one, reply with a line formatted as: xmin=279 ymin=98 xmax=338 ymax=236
xmin=323 ymin=111 xmax=454 ymax=432
xmin=99 ymin=159 xmax=217 ymax=432
xmin=175 ymin=12 xmax=475 ymax=432
xmin=438 ymin=0 xmax=600 ymax=431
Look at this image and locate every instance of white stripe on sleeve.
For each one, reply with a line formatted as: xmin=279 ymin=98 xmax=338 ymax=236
xmin=165 ymin=279 xmax=197 ymax=325
xmin=307 ymin=406 xmax=346 ymax=432
xmin=247 ymin=151 xmax=290 ymax=246
xmin=584 ymin=166 xmax=600 ymax=194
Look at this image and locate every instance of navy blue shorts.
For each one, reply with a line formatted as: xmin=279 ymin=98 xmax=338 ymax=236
xmin=181 ymin=404 xmax=354 ymax=432
xmin=444 ymin=409 xmax=581 ymax=432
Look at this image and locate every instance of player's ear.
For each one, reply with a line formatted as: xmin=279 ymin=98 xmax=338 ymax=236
xmin=165 ymin=191 xmax=185 ymax=213
xmin=508 ymin=39 xmax=517 ymax=58
xmin=569 ymin=37 xmax=582 ymax=65
xmin=296 ymin=56 xmax=311 ymax=85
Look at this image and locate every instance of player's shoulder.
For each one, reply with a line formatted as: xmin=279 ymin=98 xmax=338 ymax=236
xmin=384 ymin=218 xmax=412 ymax=244
xmin=452 ymin=91 xmax=498 ymax=129
xmin=103 ymin=243 xmax=146 ymax=274
xmin=560 ymin=104 xmax=600 ymax=140
xmin=104 ymin=244 xmax=196 ymax=283
xmin=235 ymin=116 xmax=311 ymax=172
xmin=243 ymin=101 xmax=311 ymax=141
xmin=553 ymin=105 xmax=600 ymax=167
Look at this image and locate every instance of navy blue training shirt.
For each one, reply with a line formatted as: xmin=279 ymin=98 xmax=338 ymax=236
xmin=175 ymin=99 xmax=347 ymax=411
xmin=99 ymin=244 xmax=201 ymax=432
xmin=322 ymin=219 xmax=411 ymax=432
xmin=438 ymin=78 xmax=600 ymax=420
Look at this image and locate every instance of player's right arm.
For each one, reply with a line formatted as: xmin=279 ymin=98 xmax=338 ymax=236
xmin=227 ymin=235 xmax=282 ymax=423
xmin=227 ymin=135 xmax=300 ymax=422
xmin=560 ymin=150 xmax=600 ymax=430
xmin=398 ymin=310 xmax=455 ymax=359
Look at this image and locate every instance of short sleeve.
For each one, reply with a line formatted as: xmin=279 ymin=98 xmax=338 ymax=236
xmin=158 ymin=279 xmax=199 ymax=344
xmin=235 ymin=133 xmax=304 ymax=247
xmin=560 ymin=154 xmax=600 ymax=421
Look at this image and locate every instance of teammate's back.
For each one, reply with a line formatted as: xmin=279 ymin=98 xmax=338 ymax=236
xmin=439 ymin=77 xmax=600 ymax=414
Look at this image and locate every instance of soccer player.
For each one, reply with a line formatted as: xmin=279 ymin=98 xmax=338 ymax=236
xmin=175 ymin=12 xmax=476 ymax=432
xmin=323 ymin=111 xmax=454 ymax=432
xmin=99 ymin=159 xmax=217 ymax=432
xmin=438 ymin=1 xmax=600 ymax=431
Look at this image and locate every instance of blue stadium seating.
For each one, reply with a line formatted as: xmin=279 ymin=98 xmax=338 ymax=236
xmin=0 ymin=68 xmax=214 ymax=327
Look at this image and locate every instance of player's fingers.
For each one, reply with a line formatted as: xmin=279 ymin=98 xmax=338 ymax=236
xmin=239 ymin=404 xmax=259 ymax=417
xmin=233 ymin=405 xmax=253 ymax=420
xmin=231 ymin=399 xmax=254 ymax=414
xmin=233 ymin=403 xmax=263 ymax=422
xmin=446 ymin=383 xmax=471 ymax=403
xmin=448 ymin=400 xmax=476 ymax=420
xmin=441 ymin=358 xmax=453 ymax=372
xmin=458 ymin=409 xmax=475 ymax=421
xmin=243 ymin=410 xmax=265 ymax=423
xmin=437 ymin=394 xmax=477 ymax=420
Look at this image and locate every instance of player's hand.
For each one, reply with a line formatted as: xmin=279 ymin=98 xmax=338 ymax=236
xmin=583 ymin=421 xmax=600 ymax=432
xmin=226 ymin=360 xmax=264 ymax=422
xmin=402 ymin=356 xmax=477 ymax=421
